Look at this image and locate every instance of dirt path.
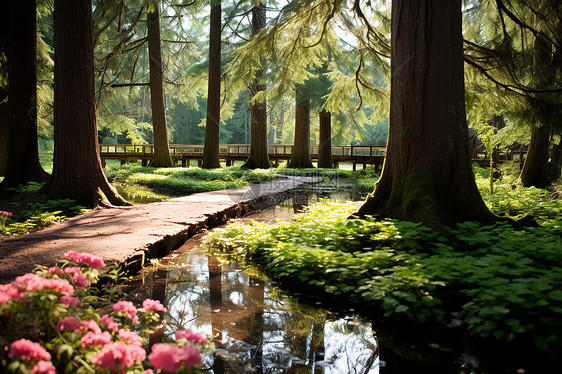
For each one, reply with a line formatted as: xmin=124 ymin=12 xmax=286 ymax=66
xmin=0 ymin=175 xmax=316 ymax=284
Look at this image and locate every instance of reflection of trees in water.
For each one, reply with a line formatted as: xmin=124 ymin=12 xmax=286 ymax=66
xmin=138 ymin=250 xmax=378 ymax=373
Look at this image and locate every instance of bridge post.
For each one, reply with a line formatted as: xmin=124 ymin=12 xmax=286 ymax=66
xmin=181 ymin=158 xmax=187 ymax=167
xmin=120 ymin=159 xmax=126 ymax=165
xmin=352 ymin=162 xmax=356 ymax=171
xmin=101 ymin=158 xmax=106 ymax=168
xmin=333 ymin=161 xmax=338 ymax=169
xmin=197 ymin=160 xmax=202 ymax=167
xmin=142 ymin=159 xmax=148 ymax=167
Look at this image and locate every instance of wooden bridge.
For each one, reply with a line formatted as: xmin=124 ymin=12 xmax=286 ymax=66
xmin=100 ymin=144 xmax=387 ymax=170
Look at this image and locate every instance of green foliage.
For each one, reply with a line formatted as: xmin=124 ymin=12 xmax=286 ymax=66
xmin=204 ymin=188 xmax=562 ymax=351
xmin=1 ymin=183 xmax=88 ymax=237
xmin=105 ymin=165 xmax=278 ymax=196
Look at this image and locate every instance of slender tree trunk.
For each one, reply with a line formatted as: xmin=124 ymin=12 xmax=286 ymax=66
xmin=1 ymin=0 xmax=49 ymax=188
xmin=147 ymin=2 xmax=172 ymax=167
xmin=202 ymin=0 xmax=222 ymax=169
xmin=287 ymin=86 xmax=313 ymax=169
xmin=356 ymin=0 xmax=496 ymax=228
xmin=520 ymin=17 xmax=554 ymax=188
xmin=318 ymin=109 xmax=332 ymax=168
xmin=46 ymin=0 xmax=129 ymax=208
xmin=242 ymin=2 xmax=271 ymax=169
xmin=208 ymin=255 xmax=225 ymax=372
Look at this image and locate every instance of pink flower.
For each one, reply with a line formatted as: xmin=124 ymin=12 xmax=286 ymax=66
xmin=81 ymin=331 xmax=112 ymax=347
xmin=60 ymin=295 xmax=81 ymax=307
xmin=15 ymin=273 xmax=74 ymax=294
xmin=112 ymin=300 xmax=138 ymax=324
xmin=47 ymin=267 xmax=64 ymax=276
xmin=118 ymin=329 xmax=143 ymax=345
xmin=9 ymin=339 xmax=51 ymax=361
xmin=30 ymin=360 xmax=56 ymax=374
xmin=144 ymin=370 xmax=154 ymax=374
xmin=148 ymin=343 xmax=202 ymax=373
xmin=100 ymin=314 xmax=119 ymax=332
xmin=0 ymin=283 xmax=25 ymax=305
xmin=0 ymin=211 xmax=13 ymax=217
xmin=79 ymin=320 xmax=101 ymax=334
xmin=64 ymin=251 xmax=105 ymax=269
xmin=142 ymin=299 xmax=167 ymax=313
xmin=56 ymin=316 xmax=80 ymax=332
xmin=175 ymin=330 xmax=209 ymax=344
xmin=64 ymin=267 xmax=89 ymax=290
xmin=90 ymin=342 xmax=146 ymax=371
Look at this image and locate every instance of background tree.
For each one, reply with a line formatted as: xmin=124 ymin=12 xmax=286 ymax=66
xmin=318 ymin=109 xmax=332 ymax=168
xmin=1 ymin=0 xmax=49 ymax=188
xmin=356 ymin=0 xmax=497 ymax=228
xmin=287 ymin=84 xmax=313 ymax=168
xmin=45 ymin=0 xmax=129 ymax=207
xmin=242 ymin=2 xmax=271 ymax=169
xmin=202 ymin=0 xmax=222 ymax=168
xmin=0 ymin=2 xmax=7 ymax=177
xmin=147 ymin=1 xmax=173 ymax=167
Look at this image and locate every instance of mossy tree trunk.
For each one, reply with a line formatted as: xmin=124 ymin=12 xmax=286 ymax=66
xmin=147 ymin=2 xmax=172 ymax=168
xmin=356 ymin=0 xmax=497 ymax=228
xmin=287 ymin=86 xmax=314 ymax=169
xmin=45 ymin=0 xmax=129 ymax=208
xmin=317 ymin=109 xmax=332 ymax=168
xmin=242 ymin=2 xmax=271 ymax=170
xmin=202 ymin=0 xmax=222 ymax=169
xmin=520 ymin=17 xmax=555 ymax=189
xmin=1 ymin=0 xmax=49 ymax=188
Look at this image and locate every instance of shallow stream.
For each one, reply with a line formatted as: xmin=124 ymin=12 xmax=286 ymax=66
xmin=125 ymin=188 xmax=524 ymax=373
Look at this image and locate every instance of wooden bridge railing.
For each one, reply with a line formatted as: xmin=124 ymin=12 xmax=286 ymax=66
xmin=99 ymin=144 xmax=387 ymax=157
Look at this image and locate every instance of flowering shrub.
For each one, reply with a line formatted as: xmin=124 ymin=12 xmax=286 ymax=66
xmin=0 ymin=251 xmax=210 ymax=373
xmin=0 ymin=210 xmax=13 ymax=234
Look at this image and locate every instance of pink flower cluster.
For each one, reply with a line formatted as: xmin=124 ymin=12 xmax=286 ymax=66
xmin=9 ymin=339 xmax=51 ymax=361
xmin=81 ymin=331 xmax=112 ymax=347
xmin=63 ymin=250 xmax=105 ymax=269
xmin=56 ymin=316 xmax=80 ymax=332
xmin=0 ymin=211 xmax=12 ymax=217
xmin=91 ymin=342 xmax=146 ymax=371
xmin=149 ymin=343 xmax=202 ymax=373
xmin=15 ymin=273 xmax=74 ymax=294
xmin=0 ymin=283 xmax=25 ymax=306
xmin=100 ymin=314 xmax=119 ymax=332
xmin=113 ymin=300 xmax=138 ymax=325
xmin=175 ymin=329 xmax=209 ymax=344
xmin=30 ymin=360 xmax=56 ymax=374
xmin=142 ymin=298 xmax=168 ymax=313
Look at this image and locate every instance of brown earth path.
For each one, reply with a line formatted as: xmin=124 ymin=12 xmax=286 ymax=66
xmin=0 ymin=175 xmax=317 ymax=284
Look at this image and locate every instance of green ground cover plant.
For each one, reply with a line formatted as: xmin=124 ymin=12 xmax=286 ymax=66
xmin=204 ymin=175 xmax=562 ymax=353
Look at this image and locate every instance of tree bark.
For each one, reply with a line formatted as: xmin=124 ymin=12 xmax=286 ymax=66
xmin=546 ymin=137 xmax=561 ymax=185
xmin=0 ymin=5 xmax=7 ymax=178
xmin=317 ymin=109 xmax=333 ymax=168
xmin=46 ymin=0 xmax=129 ymax=208
xmin=242 ymin=2 xmax=271 ymax=169
xmin=202 ymin=0 xmax=222 ymax=169
xmin=287 ymin=86 xmax=314 ymax=169
xmin=521 ymin=125 xmax=550 ymax=188
xmin=355 ymin=0 xmax=496 ymax=228
xmin=1 ymin=0 xmax=49 ymax=188
xmin=147 ymin=2 xmax=173 ymax=167
xmin=520 ymin=17 xmax=554 ymax=188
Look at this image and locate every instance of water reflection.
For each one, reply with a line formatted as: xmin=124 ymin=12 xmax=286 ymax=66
xmin=136 ymin=249 xmax=379 ymax=373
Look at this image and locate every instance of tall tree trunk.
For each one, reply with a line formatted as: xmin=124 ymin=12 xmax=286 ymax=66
xmin=520 ymin=17 xmax=554 ymax=188
xmin=46 ymin=0 xmax=129 ymax=208
xmin=147 ymin=2 xmax=172 ymax=167
xmin=356 ymin=0 xmax=496 ymax=228
xmin=317 ymin=109 xmax=332 ymax=168
xmin=287 ymin=86 xmax=313 ymax=169
xmin=1 ymin=0 xmax=49 ymax=188
xmin=242 ymin=2 xmax=271 ymax=169
xmin=546 ymin=137 xmax=561 ymax=185
xmin=208 ymin=255 xmax=226 ymax=372
xmin=202 ymin=0 xmax=222 ymax=169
